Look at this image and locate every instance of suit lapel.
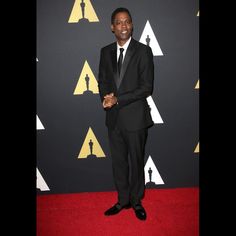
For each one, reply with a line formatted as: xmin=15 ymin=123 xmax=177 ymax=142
xmin=117 ymin=39 xmax=136 ymax=89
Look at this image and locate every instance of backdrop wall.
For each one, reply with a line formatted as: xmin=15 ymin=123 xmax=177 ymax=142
xmin=37 ymin=0 xmax=199 ymax=194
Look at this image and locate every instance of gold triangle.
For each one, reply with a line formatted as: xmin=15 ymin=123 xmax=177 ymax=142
xmin=73 ymin=60 xmax=99 ymax=95
xmin=78 ymin=127 xmax=106 ymax=158
xmin=68 ymin=0 xmax=99 ymax=23
xmin=195 ymin=80 xmax=199 ymax=89
xmin=194 ymin=142 xmax=199 ymax=153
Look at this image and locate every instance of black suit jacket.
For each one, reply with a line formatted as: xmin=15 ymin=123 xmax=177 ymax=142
xmin=98 ymin=38 xmax=154 ymax=131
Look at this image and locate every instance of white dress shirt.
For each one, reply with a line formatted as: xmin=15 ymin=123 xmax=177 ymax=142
xmin=117 ymin=37 xmax=132 ymax=62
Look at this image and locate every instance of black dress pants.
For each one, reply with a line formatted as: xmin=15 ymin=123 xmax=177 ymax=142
xmin=108 ymin=120 xmax=148 ymax=207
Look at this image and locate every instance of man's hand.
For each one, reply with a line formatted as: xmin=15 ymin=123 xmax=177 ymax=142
xmin=103 ymin=93 xmax=118 ymax=108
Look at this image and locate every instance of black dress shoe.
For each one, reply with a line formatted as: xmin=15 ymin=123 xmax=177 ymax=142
xmin=133 ymin=204 xmax=147 ymax=220
xmin=104 ymin=202 xmax=131 ymax=216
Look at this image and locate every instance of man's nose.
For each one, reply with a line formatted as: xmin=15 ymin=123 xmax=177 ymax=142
xmin=121 ymin=22 xmax=127 ymax=28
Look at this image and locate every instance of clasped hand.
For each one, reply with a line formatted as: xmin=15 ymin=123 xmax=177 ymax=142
xmin=103 ymin=93 xmax=117 ymax=108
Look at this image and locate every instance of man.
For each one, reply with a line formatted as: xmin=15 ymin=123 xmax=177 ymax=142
xmin=98 ymin=7 xmax=154 ymax=221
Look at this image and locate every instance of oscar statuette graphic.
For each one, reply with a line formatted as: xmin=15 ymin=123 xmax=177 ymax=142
xmin=87 ymin=139 xmax=97 ymax=158
xmin=83 ymin=74 xmax=93 ymax=94
xmin=146 ymin=35 xmax=150 ymax=46
xmin=146 ymin=167 xmax=156 ymax=187
xmin=79 ymin=0 xmax=89 ymax=22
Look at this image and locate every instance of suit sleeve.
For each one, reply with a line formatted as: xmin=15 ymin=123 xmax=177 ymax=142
xmin=98 ymin=48 xmax=110 ymax=103
xmin=116 ymin=46 xmax=154 ymax=108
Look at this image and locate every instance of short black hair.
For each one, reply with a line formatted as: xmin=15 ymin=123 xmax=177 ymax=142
xmin=111 ymin=7 xmax=132 ymax=24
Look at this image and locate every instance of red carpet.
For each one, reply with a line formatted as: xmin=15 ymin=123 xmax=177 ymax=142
xmin=37 ymin=187 xmax=199 ymax=236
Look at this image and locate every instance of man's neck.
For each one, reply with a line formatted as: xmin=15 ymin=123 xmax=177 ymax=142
xmin=117 ymin=37 xmax=132 ymax=47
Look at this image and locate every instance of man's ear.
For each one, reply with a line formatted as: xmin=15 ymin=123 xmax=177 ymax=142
xmin=111 ymin=25 xmax=114 ymax=33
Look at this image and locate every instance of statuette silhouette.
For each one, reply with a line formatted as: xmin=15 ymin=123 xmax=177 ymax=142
xmin=87 ymin=139 xmax=97 ymax=158
xmin=146 ymin=35 xmax=150 ymax=46
xmin=79 ymin=0 xmax=89 ymax=22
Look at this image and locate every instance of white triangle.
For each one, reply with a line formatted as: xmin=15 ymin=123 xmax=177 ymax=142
xmin=147 ymin=96 xmax=164 ymax=124
xmin=144 ymin=155 xmax=164 ymax=185
xmin=36 ymin=167 xmax=50 ymax=191
xmin=139 ymin=20 xmax=163 ymax=56
xmin=37 ymin=115 xmax=45 ymax=130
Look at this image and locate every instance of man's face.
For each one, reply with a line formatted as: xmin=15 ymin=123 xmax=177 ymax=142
xmin=111 ymin=12 xmax=133 ymax=45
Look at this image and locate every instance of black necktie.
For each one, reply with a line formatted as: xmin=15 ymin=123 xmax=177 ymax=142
xmin=118 ymin=48 xmax=124 ymax=76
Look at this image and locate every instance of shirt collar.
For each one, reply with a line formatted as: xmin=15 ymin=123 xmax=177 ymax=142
xmin=117 ymin=37 xmax=132 ymax=51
